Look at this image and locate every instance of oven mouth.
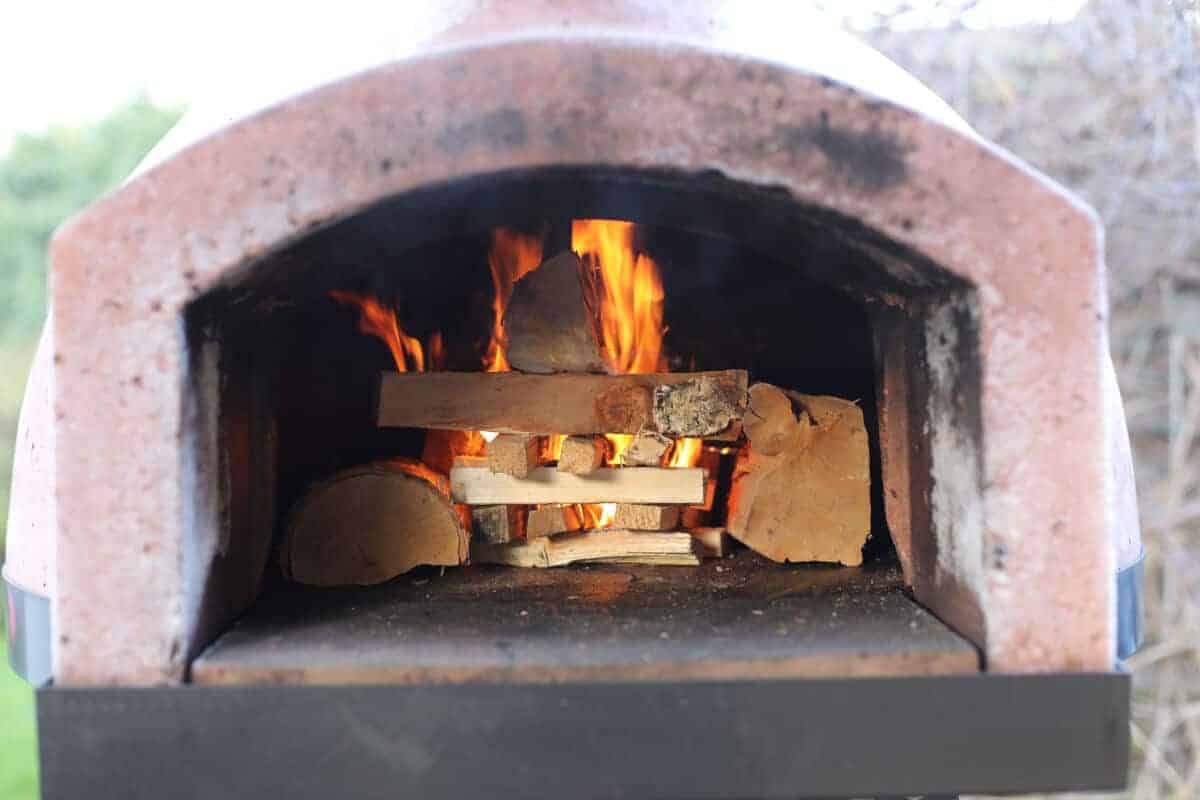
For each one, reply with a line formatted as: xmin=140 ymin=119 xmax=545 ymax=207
xmin=181 ymin=165 xmax=984 ymax=683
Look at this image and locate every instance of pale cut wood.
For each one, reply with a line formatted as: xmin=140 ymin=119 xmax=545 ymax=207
xmin=471 ymin=505 xmax=522 ymax=544
xmin=726 ymin=386 xmax=870 ymax=566
xmin=504 ymin=250 xmax=607 ymax=374
xmin=690 ymin=528 xmax=731 ymax=558
xmin=376 ymin=370 xmax=747 ymax=439
xmin=612 ymin=504 xmax=680 ymax=531
xmin=471 ymin=530 xmax=700 ymax=568
xmin=557 ymin=436 xmax=605 ymax=474
xmin=280 ymin=461 xmax=468 ymax=587
xmin=653 ymin=375 xmax=746 ymax=438
xmin=451 ymin=458 xmax=705 ymax=505
xmin=526 ymin=505 xmax=580 ymax=539
xmin=487 ymin=433 xmax=540 ymax=478
xmin=623 ymin=432 xmax=672 ymax=466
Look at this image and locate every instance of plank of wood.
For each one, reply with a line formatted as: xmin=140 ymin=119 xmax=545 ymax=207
xmin=471 ymin=505 xmax=522 ymax=544
xmin=280 ymin=460 xmax=468 ymax=587
xmin=612 ymin=504 xmax=680 ymax=531
xmin=557 ymin=435 xmax=605 ymax=474
xmin=487 ymin=433 xmax=540 ymax=478
xmin=526 ymin=505 xmax=580 ymax=539
xmin=503 ymin=250 xmax=607 ymax=374
xmin=727 ymin=386 xmax=870 ymax=566
xmin=450 ymin=458 xmax=705 ymax=505
xmin=376 ymin=370 xmax=747 ymax=439
xmin=472 ymin=530 xmax=700 ymax=568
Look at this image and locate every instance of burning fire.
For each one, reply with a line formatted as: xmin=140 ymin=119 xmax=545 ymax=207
xmin=332 ymin=220 xmax=703 ymax=534
xmin=573 ymin=219 xmax=666 ymax=375
xmin=330 ymin=291 xmax=436 ymax=372
xmin=485 ymin=228 xmax=544 ymax=372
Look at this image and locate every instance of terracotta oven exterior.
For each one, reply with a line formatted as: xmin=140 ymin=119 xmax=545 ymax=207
xmin=5 ymin=5 xmax=1139 ymax=796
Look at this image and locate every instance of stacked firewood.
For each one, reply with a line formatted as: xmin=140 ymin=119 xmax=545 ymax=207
xmin=280 ymin=250 xmax=872 ymax=586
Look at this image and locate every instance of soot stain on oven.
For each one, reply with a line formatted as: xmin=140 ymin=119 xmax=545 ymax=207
xmin=777 ymin=111 xmax=911 ymax=193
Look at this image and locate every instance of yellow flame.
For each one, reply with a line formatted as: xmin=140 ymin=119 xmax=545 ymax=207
xmin=485 ymin=228 xmax=544 ymax=372
xmin=667 ymin=437 xmax=703 ymax=468
xmin=573 ymin=219 xmax=666 ymax=375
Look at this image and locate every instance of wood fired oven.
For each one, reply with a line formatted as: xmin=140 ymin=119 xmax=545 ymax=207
xmin=5 ymin=3 xmax=1140 ymax=798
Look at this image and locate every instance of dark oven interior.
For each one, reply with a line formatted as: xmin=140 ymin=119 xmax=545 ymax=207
xmin=181 ymin=167 xmax=981 ymax=684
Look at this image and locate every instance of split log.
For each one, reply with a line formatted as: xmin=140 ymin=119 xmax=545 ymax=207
xmin=487 ymin=433 xmax=540 ymax=478
xmin=623 ymin=432 xmax=672 ymax=466
xmin=557 ymin=435 xmax=605 ymax=474
xmin=526 ymin=505 xmax=581 ymax=539
xmin=726 ymin=385 xmax=870 ymax=566
xmin=612 ymin=504 xmax=680 ymax=531
xmin=471 ymin=505 xmax=523 ymax=544
xmin=450 ymin=457 xmax=705 ymax=505
xmin=472 ymin=530 xmax=700 ymax=568
xmin=503 ymin=250 xmax=607 ymax=374
xmin=690 ymin=528 xmax=731 ymax=558
xmin=377 ymin=370 xmax=747 ymax=439
xmin=280 ymin=460 xmax=469 ymax=587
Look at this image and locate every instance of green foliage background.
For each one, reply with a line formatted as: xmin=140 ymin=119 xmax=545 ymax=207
xmin=0 ymin=96 xmax=180 ymax=800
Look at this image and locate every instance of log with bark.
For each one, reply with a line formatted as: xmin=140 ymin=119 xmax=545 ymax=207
xmin=280 ymin=460 xmax=469 ymax=586
xmin=726 ymin=384 xmax=870 ymax=566
xmin=472 ymin=530 xmax=700 ymax=567
xmin=503 ymin=250 xmax=607 ymax=374
xmin=450 ymin=457 xmax=705 ymax=505
xmin=376 ymin=370 xmax=747 ymax=439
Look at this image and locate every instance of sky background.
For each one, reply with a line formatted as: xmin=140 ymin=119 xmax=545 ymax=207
xmin=1 ymin=0 xmax=1088 ymax=150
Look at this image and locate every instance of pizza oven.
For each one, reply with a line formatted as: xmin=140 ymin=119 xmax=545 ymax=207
xmin=5 ymin=2 xmax=1139 ymax=798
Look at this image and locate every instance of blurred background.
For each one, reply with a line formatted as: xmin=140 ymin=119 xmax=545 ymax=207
xmin=0 ymin=1 xmax=1195 ymax=798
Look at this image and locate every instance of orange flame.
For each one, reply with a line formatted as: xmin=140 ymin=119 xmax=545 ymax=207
xmin=485 ymin=228 xmax=544 ymax=372
xmin=565 ymin=502 xmax=617 ymax=531
xmin=603 ymin=434 xmax=633 ymax=466
xmin=573 ymin=219 xmax=666 ymax=375
xmin=329 ymin=291 xmax=438 ymax=373
xmin=667 ymin=437 xmax=703 ymax=468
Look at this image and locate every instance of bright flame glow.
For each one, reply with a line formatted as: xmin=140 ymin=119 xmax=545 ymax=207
xmin=485 ymin=228 xmax=544 ymax=372
xmin=330 ymin=290 xmax=431 ymax=372
xmin=565 ymin=502 xmax=617 ymax=530
xmin=667 ymin=437 xmax=703 ymax=468
xmin=573 ymin=219 xmax=666 ymax=374
xmin=603 ymin=434 xmax=633 ymax=466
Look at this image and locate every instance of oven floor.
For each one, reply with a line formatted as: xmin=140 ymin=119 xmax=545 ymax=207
xmin=192 ymin=550 xmax=979 ymax=684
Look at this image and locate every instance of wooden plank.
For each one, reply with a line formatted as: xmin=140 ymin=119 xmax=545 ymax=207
xmin=472 ymin=530 xmax=700 ymax=568
xmin=192 ymin=552 xmax=980 ymax=685
xmin=556 ymin=435 xmax=605 ymax=474
xmin=450 ymin=459 xmax=705 ymax=505
xmin=486 ymin=434 xmax=540 ymax=478
xmin=471 ymin=505 xmax=522 ymax=544
xmin=526 ymin=505 xmax=580 ymax=539
xmin=376 ymin=370 xmax=747 ymax=438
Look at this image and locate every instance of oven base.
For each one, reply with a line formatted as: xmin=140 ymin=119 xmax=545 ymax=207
xmin=38 ymin=673 xmax=1128 ymax=799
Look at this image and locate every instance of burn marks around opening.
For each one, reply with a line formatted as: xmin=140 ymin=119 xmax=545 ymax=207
xmin=778 ymin=111 xmax=911 ymax=193
xmin=435 ymin=107 xmax=528 ymax=156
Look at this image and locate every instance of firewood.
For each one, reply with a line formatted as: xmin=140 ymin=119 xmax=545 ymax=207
xmin=471 ymin=505 xmax=522 ymax=544
xmin=450 ymin=457 xmax=705 ymax=505
xmin=557 ymin=435 xmax=605 ymax=474
xmin=653 ymin=374 xmax=746 ymax=438
xmin=487 ymin=433 xmax=540 ymax=478
xmin=726 ymin=385 xmax=870 ymax=566
xmin=612 ymin=503 xmax=679 ymax=531
xmin=679 ymin=477 xmax=718 ymax=528
xmin=471 ymin=530 xmax=700 ymax=568
xmin=526 ymin=505 xmax=581 ymax=539
xmin=622 ymin=432 xmax=672 ymax=466
xmin=503 ymin=250 xmax=607 ymax=374
xmin=690 ymin=527 xmax=731 ymax=558
xmin=280 ymin=460 xmax=468 ymax=587
xmin=377 ymin=370 xmax=746 ymax=439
